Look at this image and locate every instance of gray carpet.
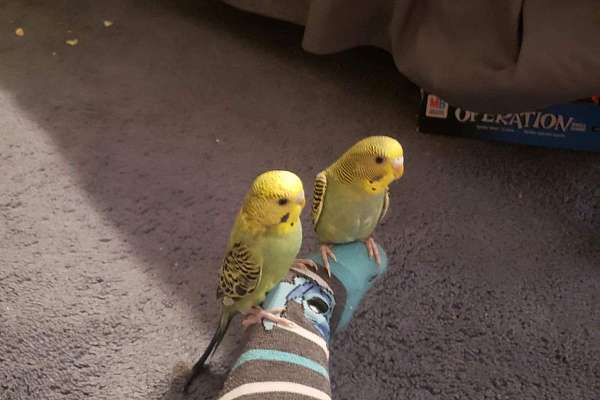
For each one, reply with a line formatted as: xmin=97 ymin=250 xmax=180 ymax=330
xmin=0 ymin=1 xmax=598 ymax=399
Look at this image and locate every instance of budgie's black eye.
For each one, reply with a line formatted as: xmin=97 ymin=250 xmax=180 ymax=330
xmin=375 ymin=156 xmax=384 ymax=164
xmin=278 ymin=198 xmax=288 ymax=206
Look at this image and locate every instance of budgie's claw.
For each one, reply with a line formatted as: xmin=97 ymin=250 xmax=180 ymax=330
xmin=320 ymin=244 xmax=336 ymax=278
xmin=293 ymin=258 xmax=319 ymax=272
xmin=242 ymin=306 xmax=293 ymax=328
xmin=363 ymin=237 xmax=381 ymax=266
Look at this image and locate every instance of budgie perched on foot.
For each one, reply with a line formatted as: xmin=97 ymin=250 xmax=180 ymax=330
xmin=184 ymin=170 xmax=305 ymax=392
xmin=297 ymin=136 xmax=404 ymax=276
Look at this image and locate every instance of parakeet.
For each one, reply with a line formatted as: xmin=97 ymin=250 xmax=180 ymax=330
xmin=184 ymin=170 xmax=306 ymax=391
xmin=298 ymin=136 xmax=404 ymax=276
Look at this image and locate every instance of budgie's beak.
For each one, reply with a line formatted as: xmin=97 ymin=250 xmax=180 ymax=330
xmin=392 ymin=156 xmax=404 ymax=178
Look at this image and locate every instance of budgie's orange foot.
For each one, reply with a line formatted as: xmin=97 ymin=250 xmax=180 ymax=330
xmin=363 ymin=237 xmax=381 ymax=266
xmin=293 ymin=258 xmax=319 ymax=272
xmin=241 ymin=306 xmax=293 ymax=329
xmin=320 ymin=244 xmax=336 ymax=278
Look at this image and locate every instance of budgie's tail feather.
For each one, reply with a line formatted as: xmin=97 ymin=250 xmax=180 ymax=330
xmin=183 ymin=312 xmax=233 ymax=393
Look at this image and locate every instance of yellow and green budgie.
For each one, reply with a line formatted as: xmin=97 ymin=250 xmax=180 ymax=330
xmin=298 ymin=136 xmax=404 ymax=276
xmin=184 ymin=170 xmax=306 ymax=391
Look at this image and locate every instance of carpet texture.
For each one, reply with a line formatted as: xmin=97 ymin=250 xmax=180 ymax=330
xmin=0 ymin=1 xmax=599 ymax=400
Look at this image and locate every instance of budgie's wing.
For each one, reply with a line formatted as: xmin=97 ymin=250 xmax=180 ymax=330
xmin=377 ymin=187 xmax=390 ymax=224
xmin=311 ymin=171 xmax=327 ymax=228
xmin=217 ymin=242 xmax=262 ymax=304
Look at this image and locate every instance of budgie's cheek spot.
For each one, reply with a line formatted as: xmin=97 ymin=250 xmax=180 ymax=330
xmin=372 ymin=187 xmax=376 ymax=191
xmin=290 ymin=222 xmax=294 ymax=227
xmin=280 ymin=213 xmax=290 ymax=223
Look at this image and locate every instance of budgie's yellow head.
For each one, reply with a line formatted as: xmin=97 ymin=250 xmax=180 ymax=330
xmin=332 ymin=136 xmax=404 ymax=194
xmin=241 ymin=170 xmax=305 ymax=234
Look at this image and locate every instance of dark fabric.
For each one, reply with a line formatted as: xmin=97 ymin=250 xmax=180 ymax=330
xmin=224 ymin=359 xmax=331 ymax=393
xmin=326 ymin=275 xmax=346 ymax=332
xmin=223 ymin=0 xmax=600 ymax=112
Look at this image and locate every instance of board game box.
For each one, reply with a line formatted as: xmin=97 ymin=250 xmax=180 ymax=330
xmin=418 ymin=91 xmax=600 ymax=152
